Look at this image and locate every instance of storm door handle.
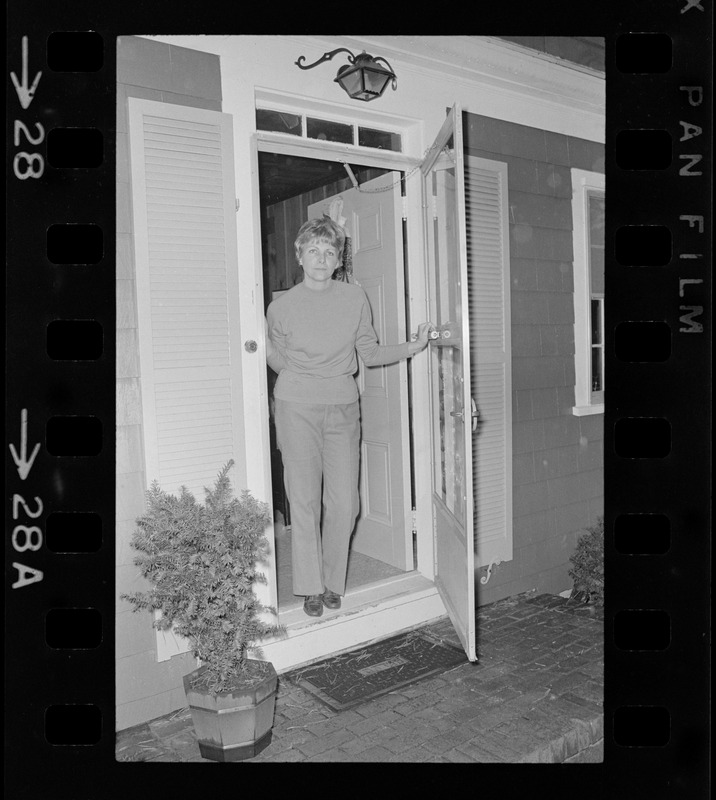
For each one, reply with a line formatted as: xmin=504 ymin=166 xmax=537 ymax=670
xmin=471 ymin=398 xmax=480 ymax=432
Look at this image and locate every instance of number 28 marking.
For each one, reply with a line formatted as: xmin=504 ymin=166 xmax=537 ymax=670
xmin=13 ymin=493 xmax=43 ymax=519
xmin=14 ymin=120 xmax=44 ymax=146
xmin=13 ymin=120 xmax=45 ymax=180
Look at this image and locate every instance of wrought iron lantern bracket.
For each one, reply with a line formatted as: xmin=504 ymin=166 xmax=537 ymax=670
xmin=295 ymin=48 xmax=397 ymax=101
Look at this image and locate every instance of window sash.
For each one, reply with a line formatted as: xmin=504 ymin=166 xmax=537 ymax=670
xmin=590 ymin=296 xmax=605 ymax=403
xmin=256 ymin=106 xmax=403 ymax=153
xmin=571 ymin=168 xmax=605 ymax=415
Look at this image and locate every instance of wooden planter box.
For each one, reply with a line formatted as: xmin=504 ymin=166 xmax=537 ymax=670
xmin=183 ymin=661 xmax=278 ymax=762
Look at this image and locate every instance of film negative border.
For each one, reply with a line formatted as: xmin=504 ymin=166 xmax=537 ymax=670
xmin=607 ymin=7 xmax=711 ymax=791
xmin=4 ymin=3 xmax=711 ymax=798
xmin=6 ymin=19 xmax=115 ymax=783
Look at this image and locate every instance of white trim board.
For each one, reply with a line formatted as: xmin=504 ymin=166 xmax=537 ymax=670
xmin=252 ymin=574 xmax=447 ymax=672
xmin=145 ymin=35 xmax=605 ymax=143
xmin=285 ymin=35 xmax=605 ymax=142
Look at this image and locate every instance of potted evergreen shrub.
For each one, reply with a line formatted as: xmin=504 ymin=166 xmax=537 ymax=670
xmin=567 ymin=516 xmax=604 ymax=609
xmin=121 ymin=461 xmax=285 ymax=761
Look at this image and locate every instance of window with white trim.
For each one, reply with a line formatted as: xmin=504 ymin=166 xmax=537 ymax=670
xmin=571 ymin=168 xmax=605 ymax=416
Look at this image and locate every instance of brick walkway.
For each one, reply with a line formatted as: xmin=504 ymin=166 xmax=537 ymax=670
xmin=116 ymin=592 xmax=603 ymax=763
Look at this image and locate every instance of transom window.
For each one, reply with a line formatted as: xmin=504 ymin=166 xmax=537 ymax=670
xmin=256 ymin=107 xmax=402 ymax=152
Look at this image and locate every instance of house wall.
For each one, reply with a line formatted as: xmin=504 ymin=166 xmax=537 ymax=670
xmin=463 ymin=113 xmax=604 ymax=605
xmin=147 ymin=33 xmax=604 ymax=526
xmin=115 ymin=35 xmax=228 ymax=731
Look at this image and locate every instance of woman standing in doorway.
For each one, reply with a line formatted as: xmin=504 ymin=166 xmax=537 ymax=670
xmin=266 ymin=217 xmax=432 ymax=617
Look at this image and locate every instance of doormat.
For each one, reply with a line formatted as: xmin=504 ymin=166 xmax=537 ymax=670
xmin=285 ymin=631 xmax=467 ymax=712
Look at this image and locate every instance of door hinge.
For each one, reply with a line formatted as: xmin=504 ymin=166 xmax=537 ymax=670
xmin=411 ymin=507 xmax=417 ymax=534
xmin=432 ymin=193 xmax=438 ymax=220
xmin=401 ymin=195 xmax=408 ymax=221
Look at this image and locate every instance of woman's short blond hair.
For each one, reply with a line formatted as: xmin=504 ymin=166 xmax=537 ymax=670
xmin=294 ymin=217 xmax=345 ymax=262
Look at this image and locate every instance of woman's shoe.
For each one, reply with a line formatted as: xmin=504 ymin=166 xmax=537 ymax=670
xmin=303 ymin=595 xmax=324 ymax=617
xmin=322 ymin=589 xmax=342 ymax=610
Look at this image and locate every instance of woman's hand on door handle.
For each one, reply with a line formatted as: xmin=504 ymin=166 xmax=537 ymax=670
xmin=408 ymin=322 xmax=434 ymax=355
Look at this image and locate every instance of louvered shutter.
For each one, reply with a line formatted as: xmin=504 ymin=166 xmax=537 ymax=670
xmin=128 ymin=99 xmax=244 ymax=501
xmin=464 ymin=157 xmax=513 ymax=567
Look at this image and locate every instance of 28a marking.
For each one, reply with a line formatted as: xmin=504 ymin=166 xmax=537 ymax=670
xmin=8 ymin=411 xmax=44 ymax=588
xmin=12 ymin=525 xmax=43 ymax=553
xmin=12 ymin=563 xmax=44 ymax=589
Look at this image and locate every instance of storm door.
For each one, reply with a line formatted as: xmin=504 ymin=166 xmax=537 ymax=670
xmin=421 ymin=105 xmax=477 ymax=661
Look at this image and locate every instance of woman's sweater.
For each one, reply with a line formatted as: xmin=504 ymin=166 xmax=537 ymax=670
xmin=266 ymin=280 xmax=409 ymax=404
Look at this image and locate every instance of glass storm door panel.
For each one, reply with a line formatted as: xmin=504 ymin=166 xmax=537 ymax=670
xmin=421 ymin=105 xmax=476 ymax=661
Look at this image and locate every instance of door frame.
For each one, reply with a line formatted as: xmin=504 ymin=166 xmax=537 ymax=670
xmin=253 ymin=133 xmax=426 ymax=576
xmin=248 ymin=133 xmax=447 ymax=670
xmin=252 ymin=131 xmax=435 ymax=581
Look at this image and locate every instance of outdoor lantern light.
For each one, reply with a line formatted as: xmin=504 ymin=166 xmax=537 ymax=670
xmin=295 ymin=48 xmax=397 ymax=102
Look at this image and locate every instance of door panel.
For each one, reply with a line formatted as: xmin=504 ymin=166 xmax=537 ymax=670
xmin=422 ymin=105 xmax=477 ymax=661
xmin=308 ymin=172 xmax=412 ymax=570
xmin=358 ymin=278 xmax=388 ymax=396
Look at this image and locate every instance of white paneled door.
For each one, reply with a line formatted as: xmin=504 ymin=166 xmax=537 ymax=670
xmin=308 ymin=173 xmax=412 ymax=571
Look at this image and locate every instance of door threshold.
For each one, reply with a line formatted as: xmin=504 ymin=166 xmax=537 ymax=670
xmin=254 ymin=573 xmax=447 ymax=672
xmin=278 ymin=571 xmax=428 ymax=628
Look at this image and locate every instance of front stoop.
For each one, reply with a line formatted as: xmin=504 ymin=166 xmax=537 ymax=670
xmin=519 ymin=715 xmax=604 ymax=763
xmin=564 ymin=738 xmax=604 ymax=763
xmin=116 ymin=592 xmax=603 ymax=764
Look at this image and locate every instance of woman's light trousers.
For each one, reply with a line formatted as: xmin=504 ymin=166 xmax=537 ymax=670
xmin=274 ymin=398 xmax=360 ymax=596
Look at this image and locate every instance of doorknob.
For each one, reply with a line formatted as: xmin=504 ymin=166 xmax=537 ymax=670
xmin=428 ymin=323 xmax=458 ymax=344
xmin=414 ymin=329 xmax=452 ymax=342
xmin=429 ymin=328 xmax=452 ymax=340
xmin=244 ymin=340 xmax=258 ymax=353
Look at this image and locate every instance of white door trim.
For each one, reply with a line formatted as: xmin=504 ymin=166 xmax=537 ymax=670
xmin=255 ymin=131 xmax=420 ymax=172
xmin=251 ymin=574 xmax=446 ymax=672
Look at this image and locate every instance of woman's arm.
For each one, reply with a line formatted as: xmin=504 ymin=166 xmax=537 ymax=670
xmin=265 ymin=315 xmax=288 ymax=374
xmin=356 ymin=293 xmax=432 ymax=366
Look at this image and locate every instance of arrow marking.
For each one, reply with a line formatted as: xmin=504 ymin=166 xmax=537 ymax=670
xmin=9 ymin=408 xmax=41 ymax=480
xmin=10 ymin=36 xmax=42 ymax=110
